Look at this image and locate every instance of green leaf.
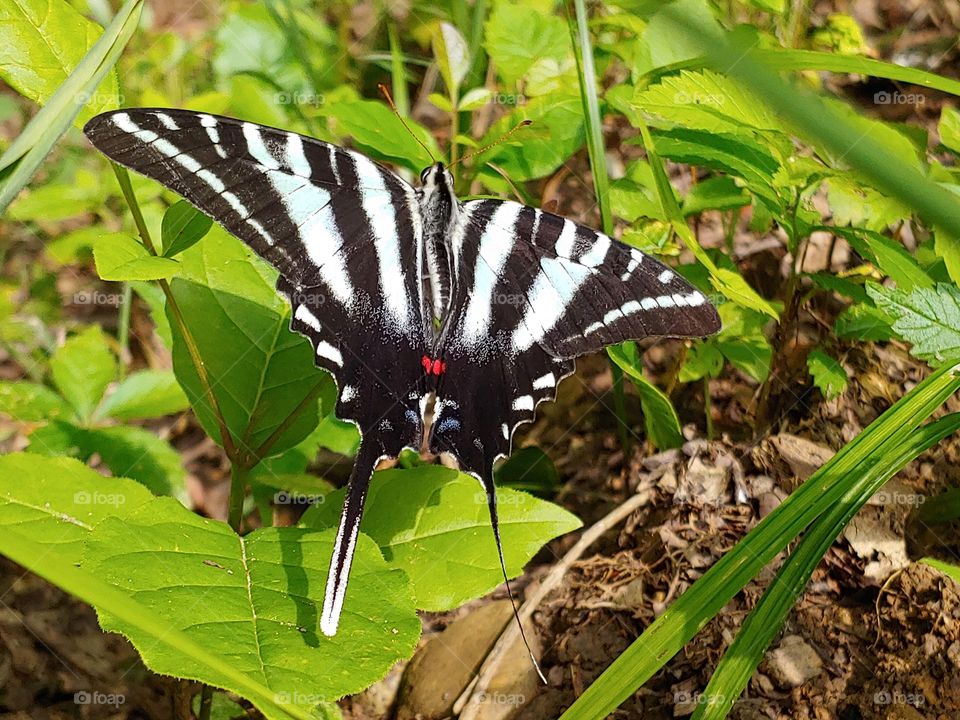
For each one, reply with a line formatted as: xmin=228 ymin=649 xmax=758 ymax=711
xmin=0 ymin=453 xmax=153 ymax=565
xmin=0 ymin=0 xmax=142 ymax=213
xmin=94 ymin=232 xmax=181 ymax=281
xmin=939 ymin=106 xmax=960 ymax=155
xmin=325 ymin=100 xmax=438 ymax=171
xmin=162 ymin=200 xmax=213 ymax=258
xmin=607 ymin=343 xmax=684 ymax=449
xmin=867 ymin=283 xmax=960 ymax=365
xmin=301 ymin=466 xmax=581 ymax=611
xmin=484 ymin=4 xmax=569 ymax=86
xmin=682 ymin=175 xmax=751 ymax=215
xmin=0 ymin=0 xmax=120 ymax=125
xmin=478 ymin=95 xmax=585 ymax=182
xmin=458 ymin=87 xmax=493 ymax=111
xmin=50 ymin=325 xmax=117 ymax=421
xmin=7 ymin=179 xmax=100 ymax=222
xmin=0 ymin=381 xmax=72 ymax=422
xmin=0 ymin=453 xmax=406 ymax=718
xmin=432 ymin=22 xmax=469 ymax=92
xmin=833 ymin=303 xmax=894 ymax=341
xmin=97 ymin=369 xmax=189 ymax=421
xmin=494 ymin=446 xmax=560 ymax=496
xmin=634 ymin=69 xmax=784 ymax=136
xmin=934 ymin=231 xmax=960 ymax=286
xmin=679 ymin=342 xmax=723 ymax=382
xmin=169 ymin=227 xmax=330 ymax=455
xmin=83 ymin=498 xmax=419 ymax=705
xmin=711 ymin=267 xmax=778 ymax=319
xmin=829 ymin=226 xmax=931 ymax=291
xmin=806 ymin=349 xmax=848 ymax=399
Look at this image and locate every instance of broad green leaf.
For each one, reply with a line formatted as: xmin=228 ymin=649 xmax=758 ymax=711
xmin=650 ymin=128 xmax=782 ymax=207
xmin=717 ymin=336 xmax=770 ymax=383
xmin=96 ymin=369 xmax=189 ymax=421
xmin=325 ymin=100 xmax=438 ymax=171
xmin=0 ymin=454 xmax=153 ymax=564
xmin=131 ymin=280 xmax=173 ymax=348
xmin=827 ymin=178 xmax=911 ymax=233
xmin=0 ymin=0 xmax=120 ymax=125
xmin=632 ymin=0 xmax=725 ymax=77
xmin=484 ymin=4 xmax=569 ymax=86
xmin=682 ymin=175 xmax=751 ymax=215
xmin=169 ymin=227 xmax=330 ymax=455
xmin=162 ymin=200 xmax=213 ymax=258
xmin=867 ymin=283 xmax=960 ymax=365
xmin=939 ymin=106 xmax=960 ymax=155
xmin=7 ymin=179 xmax=100 ymax=222
xmin=0 ymin=381 xmax=72 ymax=422
xmin=494 ymin=446 xmax=560 ymax=496
xmin=634 ymin=69 xmax=784 ymax=137
xmin=711 ymin=267 xmax=778 ymax=319
xmin=478 ymin=95 xmax=585 ymax=182
xmin=301 ymin=466 xmax=581 ymax=611
xmin=806 ymin=349 xmax=847 ymax=399
xmin=828 ymin=226 xmax=931 ymax=291
xmin=607 ymin=343 xmax=684 ymax=449
xmin=45 ymin=226 xmax=102 ymax=263
xmin=94 ymin=232 xmax=181 ymax=281
xmin=833 ymin=303 xmax=894 ymax=341
xmin=27 ymin=420 xmax=186 ymax=500
xmin=50 ymin=325 xmax=116 ymax=421
xmin=679 ymin=342 xmax=723 ymax=382
xmin=83 ymin=498 xmax=420 ymax=706
xmin=432 ymin=22 xmax=469 ymax=92
xmin=0 ymin=527 xmax=316 ymax=720
xmin=934 ymin=231 xmax=960 ymax=287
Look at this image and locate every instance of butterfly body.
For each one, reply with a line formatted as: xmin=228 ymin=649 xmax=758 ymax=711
xmin=84 ymin=109 xmax=720 ymax=638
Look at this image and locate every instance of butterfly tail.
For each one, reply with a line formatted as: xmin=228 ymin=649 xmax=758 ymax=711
xmin=320 ymin=438 xmax=382 ymax=636
xmin=480 ymin=472 xmax=547 ymax=684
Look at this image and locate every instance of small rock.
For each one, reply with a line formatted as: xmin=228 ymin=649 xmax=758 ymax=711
xmin=947 ymin=640 xmax=960 ymax=669
xmin=765 ymin=635 xmax=823 ymax=689
xmin=769 ymin=434 xmax=835 ymax=485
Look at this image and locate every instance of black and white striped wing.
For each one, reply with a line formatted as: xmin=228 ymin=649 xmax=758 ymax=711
xmin=84 ymin=109 xmax=429 ymax=637
xmin=430 ymin=199 xmax=720 ymax=480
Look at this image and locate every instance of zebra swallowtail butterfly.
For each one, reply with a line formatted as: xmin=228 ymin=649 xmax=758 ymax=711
xmin=84 ymin=108 xmax=720 ymax=644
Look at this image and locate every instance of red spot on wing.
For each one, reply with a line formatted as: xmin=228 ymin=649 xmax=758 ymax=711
xmin=421 ymin=355 xmax=447 ymax=376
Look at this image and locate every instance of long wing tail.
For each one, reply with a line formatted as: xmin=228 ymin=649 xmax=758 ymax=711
xmin=320 ymin=438 xmax=384 ymax=636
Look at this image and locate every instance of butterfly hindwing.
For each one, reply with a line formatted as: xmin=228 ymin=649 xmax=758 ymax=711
xmin=84 ymin=109 xmax=429 ymax=636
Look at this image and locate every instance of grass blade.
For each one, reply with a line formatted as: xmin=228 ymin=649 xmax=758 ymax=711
xmin=560 ymin=362 xmax=960 ymax=720
xmin=693 ymin=412 xmax=960 ymax=719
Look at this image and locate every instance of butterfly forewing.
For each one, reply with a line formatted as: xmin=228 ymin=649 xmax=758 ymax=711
xmin=84 ymin=109 xmax=430 ymax=636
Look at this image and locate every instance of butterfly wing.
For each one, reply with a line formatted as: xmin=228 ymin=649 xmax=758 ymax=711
xmin=84 ymin=109 xmax=429 ymax=635
xmin=429 ymin=198 xmax=720 ymax=580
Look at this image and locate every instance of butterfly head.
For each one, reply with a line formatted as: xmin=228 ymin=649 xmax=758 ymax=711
xmin=418 ymin=162 xmax=453 ymax=195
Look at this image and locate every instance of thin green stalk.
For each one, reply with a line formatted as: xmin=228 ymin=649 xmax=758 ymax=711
xmin=387 ymin=24 xmax=410 ymax=116
xmin=228 ymin=463 xmax=248 ymax=532
xmin=609 ymin=362 xmax=630 ymax=453
xmin=117 ymin=283 xmax=132 ymax=379
xmin=249 ymin=380 xmax=326 ymax=465
xmin=197 ymin=686 xmax=213 ymax=720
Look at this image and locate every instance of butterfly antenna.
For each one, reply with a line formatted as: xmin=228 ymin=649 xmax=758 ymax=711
xmin=378 ymin=83 xmax=436 ymax=164
xmin=448 ymin=119 xmax=533 ymax=169
xmin=489 ymin=494 xmax=548 ymax=684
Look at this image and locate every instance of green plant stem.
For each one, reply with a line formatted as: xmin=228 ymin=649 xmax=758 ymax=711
xmin=249 ymin=380 xmax=326 ymax=465
xmin=228 ymin=463 xmax=248 ymax=532
xmin=117 ymin=283 xmax=132 ymax=378
xmin=609 ymin=362 xmax=630 ymax=453
xmin=111 ymin=163 xmax=238 ymax=461
xmin=197 ymin=686 xmax=213 ymax=720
